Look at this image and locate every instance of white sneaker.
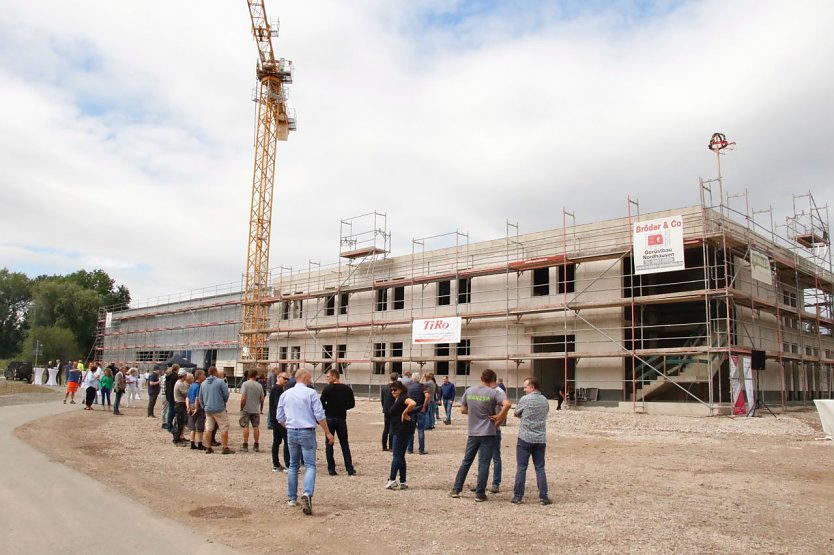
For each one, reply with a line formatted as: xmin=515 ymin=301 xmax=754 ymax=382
xmin=385 ymin=480 xmax=399 ymax=490
xmin=287 ymin=500 xmax=297 ymax=507
xmin=399 ymin=482 xmax=408 ymax=490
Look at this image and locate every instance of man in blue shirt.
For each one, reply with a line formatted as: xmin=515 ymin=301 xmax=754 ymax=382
xmin=200 ymin=367 xmax=233 ymax=454
xmin=440 ymin=376 xmax=456 ymax=425
xmin=186 ymin=369 xmax=206 ymax=450
xmin=276 ymin=368 xmax=334 ymax=515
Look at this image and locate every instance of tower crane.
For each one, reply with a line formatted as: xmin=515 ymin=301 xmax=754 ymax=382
xmin=240 ymin=0 xmax=295 ymax=371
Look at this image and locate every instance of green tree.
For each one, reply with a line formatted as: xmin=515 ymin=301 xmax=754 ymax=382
xmin=0 ymin=269 xmax=32 ymax=358
xmin=65 ymin=269 xmax=131 ymax=309
xmin=20 ymin=326 xmax=80 ymax=363
xmin=29 ymin=280 xmax=102 ymax=356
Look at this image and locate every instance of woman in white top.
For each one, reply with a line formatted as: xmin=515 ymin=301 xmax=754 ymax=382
xmin=126 ymin=368 xmax=141 ymax=407
xmin=82 ymin=367 xmax=99 ymax=410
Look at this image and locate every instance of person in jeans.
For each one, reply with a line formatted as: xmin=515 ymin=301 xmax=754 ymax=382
xmin=320 ymin=368 xmax=356 ymax=476
xmin=449 ymin=369 xmax=511 ymax=502
xmin=99 ymin=367 xmax=113 ymax=410
xmin=164 ymin=365 xmax=179 ymax=432
xmin=423 ymin=373 xmax=438 ymax=430
xmin=405 ymin=372 xmax=430 ymax=455
xmin=385 ymin=380 xmax=416 ymax=490
xmin=276 ymin=368 xmax=334 ymax=516
xmin=440 ymin=376 xmax=456 ymax=425
xmin=146 ymin=365 xmax=161 ymax=418
xmin=511 ymin=377 xmax=552 ymax=505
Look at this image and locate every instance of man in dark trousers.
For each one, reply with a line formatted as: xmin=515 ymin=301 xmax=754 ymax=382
xmin=320 ymin=368 xmax=357 ymax=476
xmin=380 ymin=372 xmax=398 ymax=451
xmin=146 ymin=365 xmax=161 ymax=418
xmin=269 ymin=370 xmax=291 ymax=472
xmin=163 ymin=364 xmax=179 ymax=431
xmin=440 ymin=376 xmax=456 ymax=425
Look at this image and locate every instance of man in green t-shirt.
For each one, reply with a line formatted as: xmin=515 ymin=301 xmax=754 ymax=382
xmin=449 ymin=368 xmax=511 ymax=502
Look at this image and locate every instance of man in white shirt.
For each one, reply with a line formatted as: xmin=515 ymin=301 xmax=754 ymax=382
xmin=276 ymin=368 xmax=334 ymax=515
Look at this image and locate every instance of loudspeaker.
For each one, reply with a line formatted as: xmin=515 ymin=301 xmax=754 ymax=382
xmin=751 ymin=350 xmax=766 ymax=371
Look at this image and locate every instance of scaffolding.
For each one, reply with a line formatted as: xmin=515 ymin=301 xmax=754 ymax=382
xmin=96 ymin=192 xmax=834 ymax=413
xmin=248 ymin=189 xmax=834 ymax=412
xmin=96 ymin=281 xmax=243 ymax=370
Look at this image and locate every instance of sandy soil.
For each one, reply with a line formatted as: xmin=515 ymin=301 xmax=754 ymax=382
xmin=15 ymin=392 xmax=834 ymax=555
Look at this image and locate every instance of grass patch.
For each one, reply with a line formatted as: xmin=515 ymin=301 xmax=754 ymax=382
xmin=0 ymin=381 xmax=57 ymax=396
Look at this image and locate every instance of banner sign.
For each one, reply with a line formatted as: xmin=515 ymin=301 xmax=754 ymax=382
xmin=105 ymin=312 xmax=113 ymax=328
xmin=412 ymin=317 xmax=462 ymax=344
xmin=750 ymin=250 xmax=773 ymax=285
xmin=729 ymin=355 xmax=746 ymax=415
xmin=632 ymin=215 xmax=685 ymax=275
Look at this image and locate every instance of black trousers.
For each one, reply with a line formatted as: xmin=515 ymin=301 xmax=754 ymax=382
xmin=326 ymin=418 xmax=355 ymax=473
xmin=272 ymin=424 xmax=290 ymax=468
xmin=85 ymin=386 xmax=96 ymax=407
xmin=147 ymin=393 xmax=159 ymax=417
xmin=173 ymin=402 xmax=187 ymax=441
xmin=381 ymin=413 xmax=394 ymax=450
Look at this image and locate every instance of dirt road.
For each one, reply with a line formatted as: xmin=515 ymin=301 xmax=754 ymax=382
xmin=13 ymin=392 xmax=834 ymax=554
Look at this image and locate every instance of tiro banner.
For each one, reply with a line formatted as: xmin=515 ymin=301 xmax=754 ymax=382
xmin=412 ymin=317 xmax=462 ymax=344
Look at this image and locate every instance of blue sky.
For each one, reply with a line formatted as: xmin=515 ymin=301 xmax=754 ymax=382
xmin=0 ymin=0 xmax=832 ymax=302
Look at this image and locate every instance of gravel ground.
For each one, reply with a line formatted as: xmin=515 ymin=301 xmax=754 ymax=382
xmin=16 ymin=393 xmax=834 ymax=555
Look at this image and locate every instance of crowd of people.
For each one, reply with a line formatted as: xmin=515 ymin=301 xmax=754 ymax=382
xmin=58 ymin=359 xmax=554 ymax=516
xmin=55 ymin=360 xmax=140 ymax=414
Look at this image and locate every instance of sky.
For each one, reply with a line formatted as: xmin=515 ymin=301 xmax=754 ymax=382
xmin=1 ymin=0 xmax=833 ymax=305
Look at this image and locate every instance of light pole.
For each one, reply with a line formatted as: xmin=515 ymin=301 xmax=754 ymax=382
xmin=34 ymin=339 xmax=42 ymax=369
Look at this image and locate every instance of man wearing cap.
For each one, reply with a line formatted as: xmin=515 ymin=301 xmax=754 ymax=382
xmin=276 ymin=368 xmax=334 ymax=515
xmin=146 ymin=365 xmax=161 ymax=418
xmin=172 ymin=368 xmax=190 ymax=445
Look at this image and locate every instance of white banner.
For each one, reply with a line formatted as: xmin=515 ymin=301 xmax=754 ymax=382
xmin=632 ymin=215 xmax=685 ymax=275
xmin=105 ymin=312 xmax=113 ymax=328
xmin=750 ymin=250 xmax=773 ymax=285
xmin=412 ymin=317 xmax=462 ymax=344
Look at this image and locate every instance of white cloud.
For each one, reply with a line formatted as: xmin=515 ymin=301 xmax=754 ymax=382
xmin=0 ymin=0 xmax=832 ymax=303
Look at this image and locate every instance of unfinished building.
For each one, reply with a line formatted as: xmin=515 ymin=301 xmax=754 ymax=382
xmin=99 ymin=188 xmax=834 ymax=413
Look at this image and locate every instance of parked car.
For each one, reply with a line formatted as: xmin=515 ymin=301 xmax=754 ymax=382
xmin=4 ymin=361 xmax=34 ymax=383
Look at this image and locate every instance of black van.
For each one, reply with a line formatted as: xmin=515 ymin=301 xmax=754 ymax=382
xmin=4 ymin=361 xmax=34 ymax=383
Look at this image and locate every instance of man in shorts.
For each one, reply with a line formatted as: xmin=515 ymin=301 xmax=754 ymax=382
xmin=200 ymin=366 xmax=234 ymax=454
xmin=63 ymin=362 xmax=81 ymax=404
xmin=187 ymin=369 xmax=206 ymax=450
xmin=239 ymin=369 xmax=265 ymax=452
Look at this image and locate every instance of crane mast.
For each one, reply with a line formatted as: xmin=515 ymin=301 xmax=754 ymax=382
xmin=241 ymin=0 xmax=295 ymax=370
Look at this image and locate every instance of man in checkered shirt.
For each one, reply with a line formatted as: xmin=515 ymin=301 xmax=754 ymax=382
xmin=511 ymin=376 xmax=553 ymax=505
